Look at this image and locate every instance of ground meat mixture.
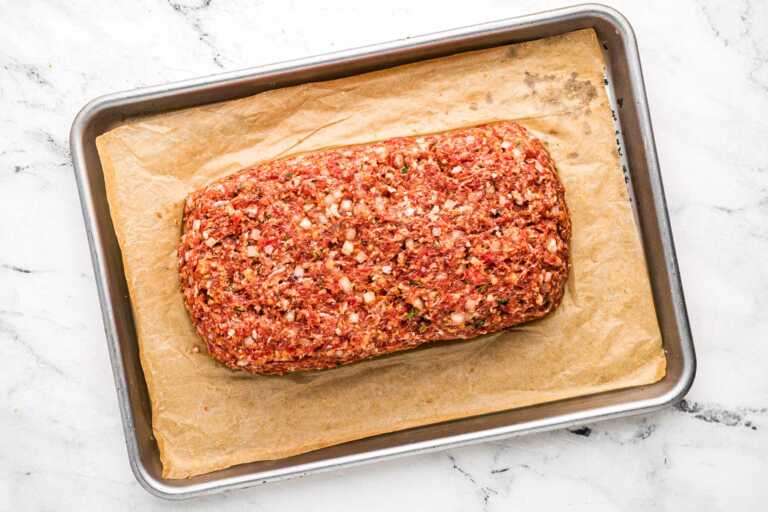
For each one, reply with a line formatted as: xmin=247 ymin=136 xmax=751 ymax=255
xmin=178 ymin=121 xmax=571 ymax=374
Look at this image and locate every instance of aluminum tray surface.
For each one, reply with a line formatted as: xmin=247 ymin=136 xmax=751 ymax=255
xmin=70 ymin=3 xmax=695 ymax=499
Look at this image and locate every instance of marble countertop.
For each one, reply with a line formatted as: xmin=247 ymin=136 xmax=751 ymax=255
xmin=1 ymin=0 xmax=766 ymax=509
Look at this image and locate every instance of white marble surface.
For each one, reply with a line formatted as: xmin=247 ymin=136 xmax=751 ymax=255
xmin=1 ymin=0 xmax=766 ymax=509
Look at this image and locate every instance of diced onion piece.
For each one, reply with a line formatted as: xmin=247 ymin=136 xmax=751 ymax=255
xmin=363 ymin=291 xmax=375 ymax=304
xmin=299 ymin=217 xmax=312 ymax=229
xmin=547 ymin=238 xmax=558 ymax=253
xmin=339 ymin=276 xmax=353 ymax=293
xmin=451 ymin=312 xmax=465 ymax=325
xmin=342 ymin=240 xmax=354 ymax=255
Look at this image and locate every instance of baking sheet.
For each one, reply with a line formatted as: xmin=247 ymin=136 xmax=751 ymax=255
xmin=95 ymin=28 xmax=666 ymax=479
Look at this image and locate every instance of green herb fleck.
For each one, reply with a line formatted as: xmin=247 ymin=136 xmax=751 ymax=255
xmin=476 ymin=284 xmax=489 ymax=293
xmin=472 ymin=318 xmax=486 ymax=329
xmin=285 ymin=172 xmax=294 ymax=178
xmin=497 ymin=298 xmax=509 ymax=306
xmin=418 ymin=322 xmax=429 ymax=333
xmin=406 ymin=308 xmax=417 ymax=319
xmin=400 ymin=165 xmax=409 ymax=174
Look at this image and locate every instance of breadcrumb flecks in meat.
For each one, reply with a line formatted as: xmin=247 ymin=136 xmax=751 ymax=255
xmin=178 ymin=121 xmax=571 ymax=374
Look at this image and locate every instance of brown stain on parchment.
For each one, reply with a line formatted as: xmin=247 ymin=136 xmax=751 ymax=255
xmin=563 ymin=72 xmax=598 ymax=105
xmin=523 ymin=70 xmax=598 ymax=110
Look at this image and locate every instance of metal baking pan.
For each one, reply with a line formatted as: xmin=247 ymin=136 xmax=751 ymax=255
xmin=70 ymin=3 xmax=695 ymax=499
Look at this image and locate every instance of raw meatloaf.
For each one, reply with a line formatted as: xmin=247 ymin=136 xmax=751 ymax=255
xmin=178 ymin=121 xmax=571 ymax=374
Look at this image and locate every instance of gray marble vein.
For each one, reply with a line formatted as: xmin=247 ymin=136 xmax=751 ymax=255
xmin=166 ymin=0 xmax=226 ymax=68
xmin=0 ymin=318 xmax=68 ymax=379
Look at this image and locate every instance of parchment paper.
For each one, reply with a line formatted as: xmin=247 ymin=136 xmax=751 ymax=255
xmin=96 ymin=29 xmax=666 ymax=479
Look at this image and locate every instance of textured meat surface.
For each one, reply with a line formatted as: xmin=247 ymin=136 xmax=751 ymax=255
xmin=178 ymin=121 xmax=571 ymax=374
